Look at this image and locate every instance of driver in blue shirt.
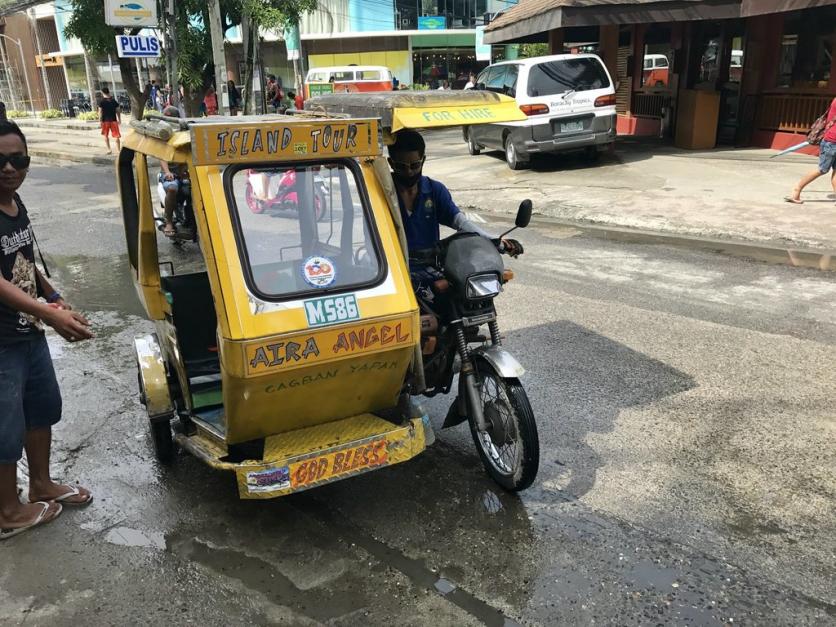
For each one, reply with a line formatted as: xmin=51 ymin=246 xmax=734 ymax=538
xmin=388 ymin=130 xmax=521 ymax=300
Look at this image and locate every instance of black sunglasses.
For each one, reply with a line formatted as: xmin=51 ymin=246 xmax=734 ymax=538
xmin=0 ymin=154 xmax=30 ymax=170
xmin=390 ymin=157 xmax=424 ymax=172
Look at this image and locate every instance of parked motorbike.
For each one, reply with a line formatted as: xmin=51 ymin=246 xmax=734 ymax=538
xmin=412 ymin=200 xmax=539 ymax=490
xmin=244 ymin=168 xmax=328 ymax=221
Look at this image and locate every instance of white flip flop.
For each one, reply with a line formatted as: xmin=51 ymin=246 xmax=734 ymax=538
xmin=0 ymin=502 xmax=62 ymax=541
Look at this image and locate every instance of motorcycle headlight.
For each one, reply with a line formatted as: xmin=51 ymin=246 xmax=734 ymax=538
xmin=466 ymin=274 xmax=502 ymax=299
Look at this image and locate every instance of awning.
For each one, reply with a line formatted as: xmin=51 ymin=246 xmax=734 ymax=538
xmin=740 ymin=0 xmax=836 ymax=16
xmin=484 ymin=0 xmax=741 ymax=44
xmin=0 ymin=0 xmax=47 ymax=17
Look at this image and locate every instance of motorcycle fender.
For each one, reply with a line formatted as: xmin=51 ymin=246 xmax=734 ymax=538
xmin=441 ymin=347 xmax=525 ymax=429
xmin=471 ymin=346 xmax=526 ymax=378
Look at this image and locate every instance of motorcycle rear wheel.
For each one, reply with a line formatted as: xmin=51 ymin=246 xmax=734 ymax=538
xmin=244 ymin=181 xmax=266 ymax=214
xmin=468 ymin=357 xmax=539 ymax=491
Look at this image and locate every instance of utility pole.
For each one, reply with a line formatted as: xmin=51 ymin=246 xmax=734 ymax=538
xmin=206 ymin=0 xmax=228 ymax=115
xmin=165 ymin=0 xmax=179 ymax=112
xmin=29 ymin=8 xmax=52 ymax=109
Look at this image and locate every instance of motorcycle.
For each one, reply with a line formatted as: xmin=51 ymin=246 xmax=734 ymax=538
xmin=244 ymin=168 xmax=329 ymax=221
xmin=412 ymin=200 xmax=539 ymax=491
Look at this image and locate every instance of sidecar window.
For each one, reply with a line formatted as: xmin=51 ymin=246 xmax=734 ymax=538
xmin=226 ymin=160 xmax=384 ymax=301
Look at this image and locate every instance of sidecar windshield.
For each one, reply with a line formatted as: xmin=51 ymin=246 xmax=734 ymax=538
xmin=226 ymin=160 xmax=384 ymax=301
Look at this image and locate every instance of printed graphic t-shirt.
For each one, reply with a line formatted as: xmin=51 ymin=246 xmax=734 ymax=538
xmin=0 ymin=195 xmax=43 ymax=343
xmin=99 ymin=97 xmax=119 ymax=122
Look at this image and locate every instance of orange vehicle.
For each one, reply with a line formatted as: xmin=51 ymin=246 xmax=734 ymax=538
xmin=304 ymin=66 xmax=393 ymax=99
xmin=643 ymin=54 xmax=670 ymax=87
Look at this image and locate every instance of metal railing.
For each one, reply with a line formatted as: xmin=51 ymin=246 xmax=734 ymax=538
xmin=755 ymin=93 xmax=833 ymax=133
xmin=631 ymin=92 xmax=671 ymax=118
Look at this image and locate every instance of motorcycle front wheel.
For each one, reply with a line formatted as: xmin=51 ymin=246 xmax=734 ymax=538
xmin=468 ymin=357 xmax=540 ymax=491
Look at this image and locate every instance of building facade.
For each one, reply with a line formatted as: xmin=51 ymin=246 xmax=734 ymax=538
xmin=485 ymin=0 xmax=836 ymax=152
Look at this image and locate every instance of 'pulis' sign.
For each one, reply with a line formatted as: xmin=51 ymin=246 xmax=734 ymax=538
xmin=115 ymin=35 xmax=161 ymax=58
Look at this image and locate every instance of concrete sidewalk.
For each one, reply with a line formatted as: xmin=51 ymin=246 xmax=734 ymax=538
xmin=15 ymin=118 xmax=121 ymax=165
xmin=424 ymin=129 xmax=836 ymax=251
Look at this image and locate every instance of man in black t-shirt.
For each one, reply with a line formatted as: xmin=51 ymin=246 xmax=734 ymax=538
xmin=0 ymin=122 xmax=94 ymax=540
xmin=98 ymin=86 xmax=121 ymax=155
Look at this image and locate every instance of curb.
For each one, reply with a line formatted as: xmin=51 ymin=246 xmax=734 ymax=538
xmin=15 ymin=119 xmax=100 ymax=132
xmin=29 ymin=146 xmax=114 ymax=166
xmin=486 ymin=212 xmax=836 ymax=273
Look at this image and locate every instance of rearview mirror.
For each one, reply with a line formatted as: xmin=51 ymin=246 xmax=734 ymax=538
xmin=516 ymin=199 xmax=532 ymax=228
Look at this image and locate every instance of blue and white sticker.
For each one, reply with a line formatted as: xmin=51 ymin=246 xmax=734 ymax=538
xmin=245 ymin=466 xmax=291 ymax=494
xmin=302 ymin=255 xmax=336 ymax=288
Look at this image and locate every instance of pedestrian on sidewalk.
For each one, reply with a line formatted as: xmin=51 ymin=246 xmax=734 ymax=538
xmin=97 ymin=87 xmax=122 ymax=155
xmin=0 ymin=121 xmax=94 ymax=541
xmin=786 ymin=97 xmax=836 ymax=204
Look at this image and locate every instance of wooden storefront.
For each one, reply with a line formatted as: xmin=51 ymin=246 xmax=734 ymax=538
xmin=484 ymin=0 xmax=836 ymax=152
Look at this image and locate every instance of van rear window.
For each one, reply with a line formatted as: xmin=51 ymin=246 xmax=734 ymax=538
xmin=526 ymin=58 xmax=610 ymax=97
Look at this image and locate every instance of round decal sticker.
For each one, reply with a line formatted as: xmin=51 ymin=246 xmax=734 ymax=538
xmin=302 ymin=256 xmax=336 ymax=288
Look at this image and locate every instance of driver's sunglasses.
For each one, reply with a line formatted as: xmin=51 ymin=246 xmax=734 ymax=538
xmin=390 ymin=157 xmax=424 ymax=172
xmin=0 ymin=154 xmax=30 ymax=170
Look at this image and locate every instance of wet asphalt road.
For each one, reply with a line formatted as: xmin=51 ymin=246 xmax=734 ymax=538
xmin=1 ymin=161 xmax=835 ymax=626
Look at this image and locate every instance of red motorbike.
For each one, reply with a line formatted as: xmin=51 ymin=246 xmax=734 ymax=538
xmin=244 ymin=168 xmax=328 ymax=221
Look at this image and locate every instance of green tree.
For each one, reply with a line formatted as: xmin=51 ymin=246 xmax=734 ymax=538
xmin=239 ymin=0 xmax=316 ymax=113
xmin=62 ymin=0 xmax=150 ymax=118
xmin=519 ymin=43 xmax=549 ymax=59
xmin=64 ymin=0 xmax=316 ymax=118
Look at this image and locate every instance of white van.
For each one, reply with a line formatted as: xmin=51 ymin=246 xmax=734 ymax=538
xmin=464 ymin=54 xmax=617 ymax=169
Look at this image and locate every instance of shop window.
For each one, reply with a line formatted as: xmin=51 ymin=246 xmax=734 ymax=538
xmin=778 ymin=8 xmax=835 ymax=88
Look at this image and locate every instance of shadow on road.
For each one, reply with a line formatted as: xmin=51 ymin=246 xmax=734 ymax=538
xmin=504 ymin=320 xmax=696 ymax=500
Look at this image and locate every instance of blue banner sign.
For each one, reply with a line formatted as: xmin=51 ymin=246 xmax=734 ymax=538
xmin=418 ymin=16 xmax=446 ymax=30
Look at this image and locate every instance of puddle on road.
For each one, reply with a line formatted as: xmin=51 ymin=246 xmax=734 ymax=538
xmin=165 ymin=533 xmax=364 ymax=623
xmin=105 ymin=526 xmax=166 ymax=550
xmin=47 ymin=254 xmax=145 ymax=317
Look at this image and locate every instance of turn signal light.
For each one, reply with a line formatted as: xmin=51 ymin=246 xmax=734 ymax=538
xmin=594 ymin=94 xmax=616 ymax=107
xmin=520 ymin=104 xmax=550 ymax=116
xmin=502 ymin=269 xmax=515 ymax=283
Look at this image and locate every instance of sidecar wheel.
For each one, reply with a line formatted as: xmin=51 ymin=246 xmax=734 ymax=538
xmin=468 ymin=358 xmax=539 ymax=491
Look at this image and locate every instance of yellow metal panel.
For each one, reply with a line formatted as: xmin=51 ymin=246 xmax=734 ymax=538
xmin=122 ymin=130 xmax=190 ymax=163
xmin=189 ymin=120 xmax=380 ymax=166
xmin=241 ymin=314 xmax=413 ymax=376
xmin=392 ymin=97 xmax=527 ymax=131
xmin=192 ymin=159 xmax=417 ymax=342
xmin=232 ymin=416 xmax=426 ymax=499
xmin=134 ymin=334 xmax=173 ymax=417
xmin=133 ymin=153 xmax=165 ymax=320
xmin=223 ymin=344 xmax=414 ymax=443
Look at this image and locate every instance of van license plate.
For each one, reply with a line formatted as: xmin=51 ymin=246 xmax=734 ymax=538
xmin=560 ymin=121 xmax=584 ymax=133
xmin=304 ymin=293 xmax=360 ymax=327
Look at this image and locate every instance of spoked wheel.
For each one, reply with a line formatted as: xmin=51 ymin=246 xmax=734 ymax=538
xmin=244 ymin=181 xmax=266 ymax=214
xmin=467 ymin=358 xmax=539 ymax=491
